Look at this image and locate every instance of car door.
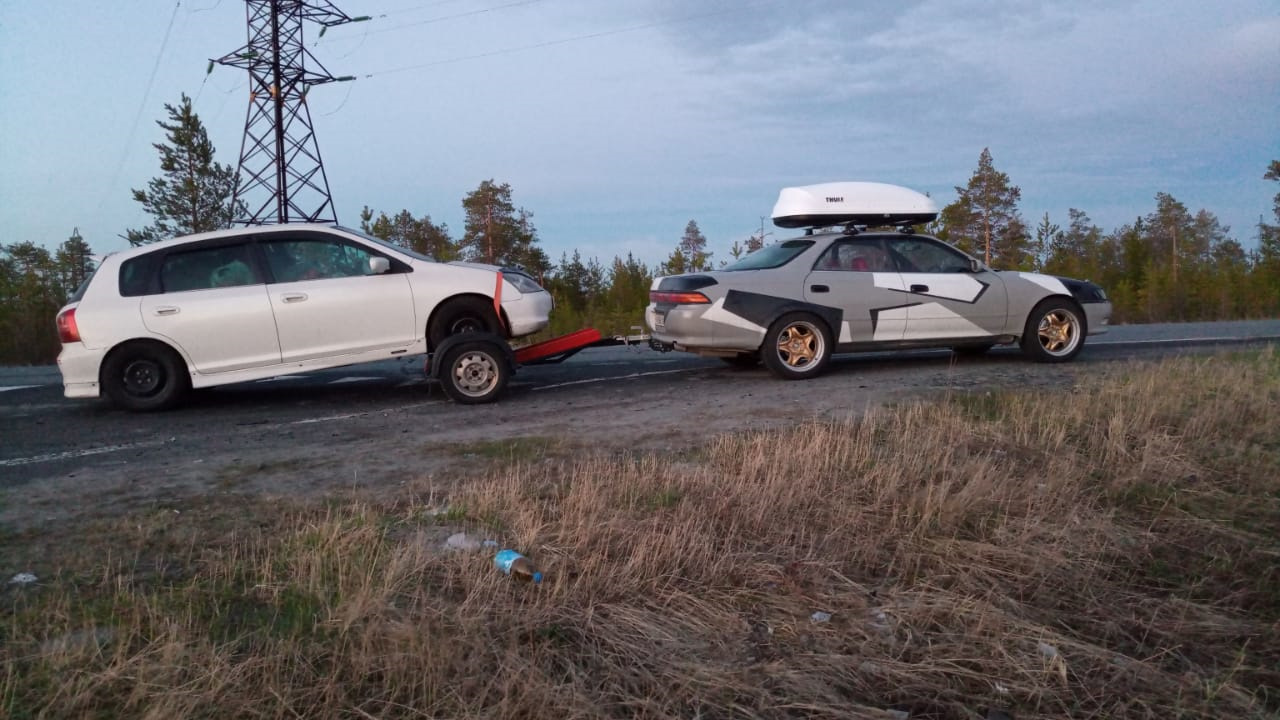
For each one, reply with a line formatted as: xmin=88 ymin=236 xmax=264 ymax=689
xmin=140 ymin=241 xmax=282 ymax=373
xmin=259 ymin=230 xmax=416 ymax=363
xmin=885 ymin=236 xmax=1008 ymax=340
xmin=803 ymin=237 xmax=909 ymax=345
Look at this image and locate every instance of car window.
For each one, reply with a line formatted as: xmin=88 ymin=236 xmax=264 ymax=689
xmin=889 ymin=237 xmax=973 ymax=273
xmin=722 ymin=239 xmax=815 ymax=271
xmin=119 ymin=253 xmax=160 ymax=297
xmin=261 ymin=237 xmax=380 ymax=282
xmin=159 ymin=244 xmax=260 ymax=293
xmin=335 ymin=225 xmax=433 ymax=262
xmin=814 ymin=239 xmax=895 ymax=272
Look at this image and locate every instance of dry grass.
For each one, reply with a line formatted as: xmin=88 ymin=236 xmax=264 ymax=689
xmin=3 ymin=350 xmax=1279 ymax=719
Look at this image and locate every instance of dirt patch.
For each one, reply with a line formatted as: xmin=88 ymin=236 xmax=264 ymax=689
xmin=1 ymin=355 xmax=1083 ymax=540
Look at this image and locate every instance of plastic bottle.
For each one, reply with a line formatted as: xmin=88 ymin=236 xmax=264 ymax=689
xmin=493 ymin=549 xmax=543 ymax=584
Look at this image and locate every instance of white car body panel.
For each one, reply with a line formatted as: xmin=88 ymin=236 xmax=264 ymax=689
xmin=141 ymin=285 xmax=282 ymax=373
xmin=268 ymin=273 xmax=416 ymax=363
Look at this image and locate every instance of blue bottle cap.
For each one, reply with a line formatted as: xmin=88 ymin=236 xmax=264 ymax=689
xmin=532 ymin=571 xmax=543 ymax=584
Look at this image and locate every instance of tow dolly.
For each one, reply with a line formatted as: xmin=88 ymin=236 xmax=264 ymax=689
xmin=426 ymin=327 xmax=648 ymax=404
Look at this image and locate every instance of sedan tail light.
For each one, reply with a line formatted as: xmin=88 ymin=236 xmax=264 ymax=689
xmin=649 ymin=291 xmax=711 ymax=305
xmin=56 ymin=307 xmax=80 ymax=343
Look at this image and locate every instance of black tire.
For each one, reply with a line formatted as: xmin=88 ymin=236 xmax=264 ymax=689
xmin=101 ymin=342 xmax=190 ymax=411
xmin=428 ymin=297 xmax=503 ymax=351
xmin=761 ymin=313 xmax=832 ymax=380
xmin=951 ymin=343 xmax=995 ymax=357
xmin=719 ymin=352 xmax=760 ymax=369
xmin=1021 ymin=298 xmax=1086 ymax=363
xmin=437 ymin=340 xmax=511 ymax=404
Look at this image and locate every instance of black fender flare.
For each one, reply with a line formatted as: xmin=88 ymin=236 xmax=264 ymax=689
xmin=427 ymin=332 xmax=517 ymax=380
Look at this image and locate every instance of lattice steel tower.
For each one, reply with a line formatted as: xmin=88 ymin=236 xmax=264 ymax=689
xmin=214 ymin=1 xmax=364 ymax=225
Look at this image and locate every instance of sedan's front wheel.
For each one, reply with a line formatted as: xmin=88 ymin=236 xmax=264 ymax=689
xmin=1021 ymin=298 xmax=1085 ymax=362
xmin=761 ymin=313 xmax=832 ymax=380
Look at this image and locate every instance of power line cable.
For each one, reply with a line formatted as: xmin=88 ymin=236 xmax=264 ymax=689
xmin=361 ymin=1 xmax=777 ymax=78
xmin=319 ymin=0 xmax=546 ymax=44
xmin=319 ymin=80 xmax=358 ymax=116
xmin=96 ymin=0 xmax=183 ymax=216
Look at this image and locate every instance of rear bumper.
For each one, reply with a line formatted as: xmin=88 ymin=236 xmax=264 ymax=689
xmin=57 ymin=343 xmax=105 ymax=398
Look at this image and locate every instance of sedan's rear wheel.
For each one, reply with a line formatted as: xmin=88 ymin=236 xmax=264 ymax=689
xmin=761 ymin=313 xmax=832 ymax=380
xmin=1021 ymin=298 xmax=1085 ymax=362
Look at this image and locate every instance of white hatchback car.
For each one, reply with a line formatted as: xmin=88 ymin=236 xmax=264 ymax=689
xmin=55 ymin=224 xmax=553 ymax=410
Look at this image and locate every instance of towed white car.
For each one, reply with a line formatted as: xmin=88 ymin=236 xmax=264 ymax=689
xmin=55 ymin=224 xmax=552 ymax=410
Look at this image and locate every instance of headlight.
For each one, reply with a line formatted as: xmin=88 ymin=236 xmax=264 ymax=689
xmin=503 ymin=271 xmax=544 ymax=294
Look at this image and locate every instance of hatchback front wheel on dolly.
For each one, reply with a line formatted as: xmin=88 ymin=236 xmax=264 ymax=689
xmin=436 ymin=339 xmax=511 ymax=404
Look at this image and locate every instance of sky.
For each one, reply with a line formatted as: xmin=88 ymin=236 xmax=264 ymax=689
xmin=1 ymin=0 xmax=1277 ymax=269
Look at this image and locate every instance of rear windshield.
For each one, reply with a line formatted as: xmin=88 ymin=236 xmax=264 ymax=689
xmin=721 ymin=239 xmax=815 ymax=271
xmin=68 ymin=268 xmax=98 ymax=302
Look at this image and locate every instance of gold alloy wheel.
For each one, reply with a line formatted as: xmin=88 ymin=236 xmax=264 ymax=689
xmin=777 ymin=322 xmax=821 ymax=368
xmin=1037 ymin=309 xmax=1080 ymax=355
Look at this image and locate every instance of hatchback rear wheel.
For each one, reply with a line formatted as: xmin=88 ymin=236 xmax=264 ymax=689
xmin=101 ymin=342 xmax=190 ymax=411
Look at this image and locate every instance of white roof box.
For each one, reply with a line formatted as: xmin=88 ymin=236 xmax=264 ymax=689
xmin=771 ymin=181 xmax=939 ymax=229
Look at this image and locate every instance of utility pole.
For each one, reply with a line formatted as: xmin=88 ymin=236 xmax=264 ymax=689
xmin=213 ymin=1 xmax=367 ymax=225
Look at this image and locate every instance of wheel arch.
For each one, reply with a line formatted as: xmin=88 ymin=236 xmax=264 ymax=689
xmin=425 ymin=292 xmax=510 ymax=351
xmin=1026 ymin=293 xmax=1088 ymax=336
xmin=753 ymin=301 xmax=840 ymax=352
xmin=99 ymin=337 xmax=191 ymax=386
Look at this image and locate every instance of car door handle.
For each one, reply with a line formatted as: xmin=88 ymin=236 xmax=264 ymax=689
xmin=810 ymin=284 xmax=829 ymax=293
xmin=910 ymin=284 xmax=929 ymax=293
xmin=153 ymin=306 xmax=179 ymax=316
xmin=280 ymin=293 xmax=308 ymax=303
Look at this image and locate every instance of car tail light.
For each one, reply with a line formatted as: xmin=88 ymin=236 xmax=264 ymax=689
xmin=56 ymin=307 xmax=80 ymax=343
xmin=649 ymin=291 xmax=711 ymax=304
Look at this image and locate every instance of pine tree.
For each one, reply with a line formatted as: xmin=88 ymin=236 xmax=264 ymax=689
xmin=662 ymin=220 xmax=711 ymax=274
xmin=939 ymin=148 xmax=1029 ymax=268
xmin=124 ymin=94 xmax=239 ymax=245
xmin=1253 ymin=160 xmax=1280 ymax=314
xmin=1031 ymin=213 xmax=1058 ymax=272
xmin=0 ymin=242 xmax=61 ymax=363
xmin=360 ymin=206 xmax=456 ymax=260
xmin=53 ymin=227 xmax=96 ymax=300
xmin=460 ymin=180 xmax=550 ymax=279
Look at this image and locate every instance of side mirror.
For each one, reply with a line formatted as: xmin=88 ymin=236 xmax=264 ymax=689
xmin=369 ymin=256 xmax=391 ymax=274
xmin=969 ymin=258 xmax=982 ymax=273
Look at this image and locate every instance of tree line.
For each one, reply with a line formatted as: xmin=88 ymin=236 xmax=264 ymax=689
xmin=3 ymin=97 xmax=1278 ymax=365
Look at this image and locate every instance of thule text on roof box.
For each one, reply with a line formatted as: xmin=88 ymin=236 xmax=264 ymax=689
xmin=770 ymin=181 xmax=939 ymax=229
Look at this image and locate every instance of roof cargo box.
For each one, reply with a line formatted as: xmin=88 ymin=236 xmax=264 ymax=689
xmin=771 ymin=182 xmax=939 ymax=229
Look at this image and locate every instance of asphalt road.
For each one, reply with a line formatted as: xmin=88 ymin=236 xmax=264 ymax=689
xmin=2 ymin=319 xmax=1278 ymax=491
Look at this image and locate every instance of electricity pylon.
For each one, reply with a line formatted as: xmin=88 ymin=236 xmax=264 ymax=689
xmin=213 ymin=1 xmax=366 ymax=225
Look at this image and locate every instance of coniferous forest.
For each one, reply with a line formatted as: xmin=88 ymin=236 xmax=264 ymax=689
xmin=3 ymin=97 xmax=1277 ymax=365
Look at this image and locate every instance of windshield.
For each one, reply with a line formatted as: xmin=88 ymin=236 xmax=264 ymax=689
xmin=335 ymin=225 xmax=435 ymax=262
xmin=721 ymin=239 xmax=815 ymax=271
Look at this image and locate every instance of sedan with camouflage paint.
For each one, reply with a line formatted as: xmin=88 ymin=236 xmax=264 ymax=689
xmin=646 ymin=229 xmax=1111 ymax=379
